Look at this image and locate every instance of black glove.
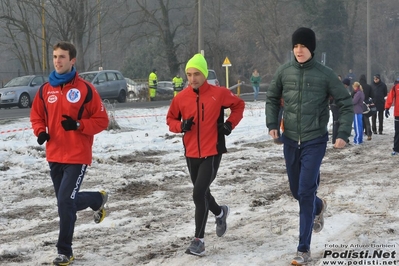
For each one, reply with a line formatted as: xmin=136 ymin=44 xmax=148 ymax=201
xmin=181 ymin=117 xmax=195 ymax=132
xmin=385 ymin=109 xmax=390 ymax=118
xmin=61 ymin=115 xmax=78 ymax=131
xmin=37 ymin=132 xmax=50 ymax=145
xmin=220 ymin=121 xmax=232 ymax=136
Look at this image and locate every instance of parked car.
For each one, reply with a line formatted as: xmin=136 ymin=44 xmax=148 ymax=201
xmin=125 ymin=78 xmax=147 ymax=98
xmin=157 ymin=81 xmax=174 ymax=93
xmin=79 ymin=70 xmax=127 ymax=103
xmin=207 ymin=69 xmax=219 ymax=86
xmin=0 ymin=75 xmax=48 ymax=108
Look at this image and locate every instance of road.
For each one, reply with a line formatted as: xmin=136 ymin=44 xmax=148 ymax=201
xmin=0 ymin=93 xmax=264 ymax=121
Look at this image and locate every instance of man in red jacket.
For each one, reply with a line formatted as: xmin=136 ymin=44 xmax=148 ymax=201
xmin=30 ymin=41 xmax=109 ymax=266
xmin=384 ymin=77 xmax=399 ymax=155
xmin=166 ymin=53 xmax=244 ymax=256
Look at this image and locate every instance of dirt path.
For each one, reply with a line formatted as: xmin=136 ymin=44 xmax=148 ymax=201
xmin=1 ymin=128 xmax=398 ymax=265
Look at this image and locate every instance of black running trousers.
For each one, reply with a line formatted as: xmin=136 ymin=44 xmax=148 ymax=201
xmin=186 ymin=155 xmax=222 ymax=238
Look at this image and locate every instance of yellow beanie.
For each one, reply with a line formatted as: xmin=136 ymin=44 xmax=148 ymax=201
xmin=185 ymin=54 xmax=208 ymax=78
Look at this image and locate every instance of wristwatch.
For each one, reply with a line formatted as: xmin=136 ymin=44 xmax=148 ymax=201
xmin=76 ymin=121 xmax=81 ymax=129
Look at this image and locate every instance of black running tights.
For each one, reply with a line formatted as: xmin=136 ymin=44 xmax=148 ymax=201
xmin=186 ymin=155 xmax=222 ymax=238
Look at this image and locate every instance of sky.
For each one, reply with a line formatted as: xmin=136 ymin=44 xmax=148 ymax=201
xmin=0 ymin=100 xmax=398 ymax=266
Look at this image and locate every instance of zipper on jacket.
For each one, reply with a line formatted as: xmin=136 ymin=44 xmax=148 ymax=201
xmin=298 ymin=67 xmax=303 ymax=148
xmin=196 ymin=94 xmax=201 ymax=157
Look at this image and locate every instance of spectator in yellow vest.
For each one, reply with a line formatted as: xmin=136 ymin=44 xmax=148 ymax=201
xmin=148 ymin=69 xmax=158 ymax=100
xmin=172 ymin=74 xmax=184 ymax=97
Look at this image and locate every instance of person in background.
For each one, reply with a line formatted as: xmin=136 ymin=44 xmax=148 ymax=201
xmin=250 ymin=68 xmax=261 ymax=101
xmin=30 ymin=41 xmax=109 ymax=266
xmin=359 ymin=74 xmax=374 ymax=140
xmin=342 ymin=78 xmax=352 ymax=96
xmin=352 ymin=82 xmax=365 ymax=145
xmin=384 ymin=77 xmax=399 ymax=155
xmin=166 ymin=53 xmax=245 ymax=257
xmin=172 ymin=73 xmax=184 ymax=97
xmin=371 ymin=74 xmax=387 ymax=134
xmin=346 ymin=69 xmax=355 ymax=86
xmin=266 ymin=27 xmax=353 ymax=265
xmin=148 ymin=68 xmax=158 ymax=101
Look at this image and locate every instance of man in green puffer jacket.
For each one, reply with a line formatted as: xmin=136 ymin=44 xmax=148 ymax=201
xmin=266 ymin=27 xmax=353 ymax=265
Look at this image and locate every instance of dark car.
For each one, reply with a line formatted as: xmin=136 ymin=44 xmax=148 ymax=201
xmin=156 ymin=81 xmax=174 ymax=97
xmin=157 ymin=81 xmax=174 ymax=92
xmin=0 ymin=75 xmax=48 ymax=108
xmin=79 ymin=70 xmax=127 ymax=103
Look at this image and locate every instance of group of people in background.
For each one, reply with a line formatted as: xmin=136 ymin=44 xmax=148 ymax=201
xmin=330 ymin=70 xmax=399 ymax=149
xmin=334 ymin=69 xmax=399 ymax=156
xmin=148 ymin=70 xmax=185 ymax=99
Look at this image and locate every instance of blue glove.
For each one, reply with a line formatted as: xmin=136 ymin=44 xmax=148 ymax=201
xmin=385 ymin=109 xmax=390 ymax=118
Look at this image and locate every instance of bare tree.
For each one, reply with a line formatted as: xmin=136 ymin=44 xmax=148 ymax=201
xmin=368 ymin=0 xmax=399 ymax=82
xmin=0 ymin=0 xmax=44 ymax=75
xmin=44 ymin=0 xmax=105 ymax=71
xmin=0 ymin=0 xmax=110 ymax=74
xmin=0 ymin=0 xmax=398 ymax=85
xmin=232 ymin=0 xmax=304 ymax=81
xmin=113 ymin=0 xmax=194 ymax=78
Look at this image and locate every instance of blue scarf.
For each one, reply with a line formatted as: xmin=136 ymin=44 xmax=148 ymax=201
xmin=49 ymin=67 xmax=76 ymax=87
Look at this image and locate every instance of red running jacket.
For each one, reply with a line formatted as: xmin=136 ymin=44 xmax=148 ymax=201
xmin=30 ymin=73 xmax=109 ymax=165
xmin=385 ymin=83 xmax=399 ymax=116
xmin=166 ymin=81 xmax=245 ymax=158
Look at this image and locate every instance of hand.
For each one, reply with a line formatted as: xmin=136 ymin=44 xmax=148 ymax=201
xmin=333 ymin=138 xmax=347 ymax=149
xmin=385 ymin=109 xmax=390 ymax=118
xmin=269 ymin=129 xmax=279 ymax=139
xmin=181 ymin=117 xmax=194 ymax=132
xmin=219 ymin=121 xmax=232 ymax=136
xmin=37 ymin=132 xmax=50 ymax=145
xmin=61 ymin=115 xmax=78 ymax=131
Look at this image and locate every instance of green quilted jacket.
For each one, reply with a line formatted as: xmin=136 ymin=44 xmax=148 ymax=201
xmin=266 ymin=57 xmax=353 ymax=143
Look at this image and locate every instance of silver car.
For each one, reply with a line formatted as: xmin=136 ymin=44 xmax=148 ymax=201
xmin=207 ymin=69 xmax=219 ymax=86
xmin=79 ymin=70 xmax=127 ymax=103
xmin=0 ymin=75 xmax=48 ymax=108
xmin=125 ymin=78 xmax=147 ymax=98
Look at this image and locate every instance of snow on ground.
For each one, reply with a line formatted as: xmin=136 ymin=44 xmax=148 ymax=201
xmin=0 ymin=101 xmax=398 ymax=266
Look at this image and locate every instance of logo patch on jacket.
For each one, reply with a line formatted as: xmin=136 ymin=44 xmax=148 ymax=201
xmin=66 ymin=88 xmax=81 ymax=103
xmin=48 ymin=95 xmax=57 ymax=103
